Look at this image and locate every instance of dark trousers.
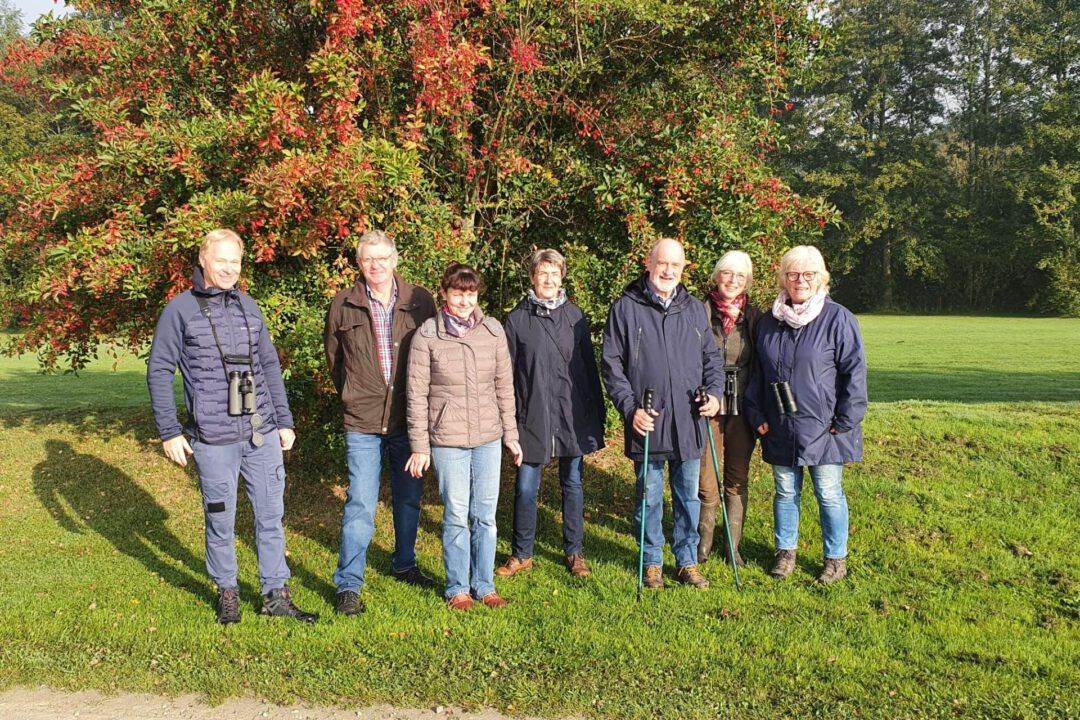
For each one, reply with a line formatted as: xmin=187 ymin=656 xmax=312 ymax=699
xmin=511 ymin=456 xmax=584 ymax=558
xmin=699 ymin=414 xmax=756 ymax=505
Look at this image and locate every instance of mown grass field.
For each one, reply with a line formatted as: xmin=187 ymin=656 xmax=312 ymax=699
xmin=0 ymin=317 xmax=1078 ymax=719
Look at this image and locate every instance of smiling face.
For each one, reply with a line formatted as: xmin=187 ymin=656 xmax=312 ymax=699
xmin=199 ymin=238 xmax=243 ymax=290
xmin=715 ymin=269 xmax=748 ymax=301
xmin=358 ymin=242 xmax=398 ymax=290
xmin=783 ymin=263 xmax=818 ymax=304
xmin=531 ymin=261 xmax=564 ymax=301
xmin=443 ymin=288 xmax=479 ymax=320
xmin=646 ymin=238 xmax=686 ymax=299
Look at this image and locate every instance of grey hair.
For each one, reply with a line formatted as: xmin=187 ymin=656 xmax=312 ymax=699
xmin=711 ymin=250 xmax=754 ymax=290
xmin=528 ymin=248 xmax=567 ymax=278
xmin=355 ymin=229 xmax=397 ymax=261
xmin=200 ymin=228 xmax=243 ymax=256
xmin=647 ymin=237 xmax=684 ymax=261
xmin=777 ymin=245 xmax=831 ymax=293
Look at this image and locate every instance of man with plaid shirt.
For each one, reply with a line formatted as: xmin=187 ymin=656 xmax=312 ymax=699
xmin=324 ymin=230 xmax=437 ymax=615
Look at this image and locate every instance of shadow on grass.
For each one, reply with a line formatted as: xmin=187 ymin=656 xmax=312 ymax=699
xmin=869 ymin=369 xmax=1080 ymax=403
xmin=0 ymin=368 xmax=148 ymax=411
xmin=32 ymin=439 xmax=219 ymax=604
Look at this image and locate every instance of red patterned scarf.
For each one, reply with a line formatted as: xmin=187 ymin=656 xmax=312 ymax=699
xmin=708 ymin=290 xmax=746 ymax=335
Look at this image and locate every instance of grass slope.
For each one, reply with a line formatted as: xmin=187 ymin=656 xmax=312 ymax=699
xmin=0 ymin=318 xmax=1078 ymax=719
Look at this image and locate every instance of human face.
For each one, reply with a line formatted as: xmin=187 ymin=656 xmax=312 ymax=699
xmin=531 ymin=261 xmax=563 ymax=301
xmin=199 ymin=239 xmax=243 ymax=290
xmin=715 ymin=268 xmax=748 ymax=301
xmin=646 ymin=239 xmax=686 ymax=300
xmin=443 ymin=288 xmax=479 ymax=320
xmin=783 ymin=264 xmax=818 ymax=304
xmin=358 ymin=243 xmax=399 ymax=289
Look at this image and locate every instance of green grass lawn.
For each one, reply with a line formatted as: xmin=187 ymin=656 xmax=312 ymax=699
xmin=1 ymin=318 xmax=1078 ymax=719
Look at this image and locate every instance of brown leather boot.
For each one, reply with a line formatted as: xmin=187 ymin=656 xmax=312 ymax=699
xmin=769 ymin=549 xmax=796 ymax=580
xmin=817 ymin=557 xmax=847 ymax=584
xmin=564 ymin=554 xmax=591 ymax=577
xmin=697 ymin=502 xmax=718 ymax=564
xmin=722 ymin=492 xmax=747 ymax=567
xmin=677 ymin=564 xmax=710 ymax=589
xmin=643 ymin=565 xmax=664 ymax=589
xmin=495 ymin=556 xmax=532 ymax=577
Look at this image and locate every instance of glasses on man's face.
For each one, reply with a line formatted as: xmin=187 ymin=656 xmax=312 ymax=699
xmin=785 ymin=271 xmax=817 ymax=283
xmin=718 ymin=270 xmax=748 ymax=282
xmin=361 ymin=254 xmax=396 ymax=267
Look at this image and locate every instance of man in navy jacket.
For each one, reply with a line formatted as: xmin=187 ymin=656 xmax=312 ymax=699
xmin=601 ymin=238 xmax=725 ymax=589
xmin=147 ymin=229 xmax=315 ymax=625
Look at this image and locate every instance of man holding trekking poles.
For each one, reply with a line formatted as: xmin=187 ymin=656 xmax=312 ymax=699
xmin=601 ymin=238 xmax=726 ymax=591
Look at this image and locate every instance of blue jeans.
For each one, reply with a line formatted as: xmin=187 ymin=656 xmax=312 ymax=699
xmin=431 ymin=440 xmax=502 ymax=599
xmin=511 ymin=456 xmax=584 ymax=558
xmin=191 ymin=430 xmax=289 ymax=595
xmin=772 ymin=463 xmax=849 ymax=559
xmin=333 ymin=432 xmax=423 ymax=592
xmin=632 ymin=459 xmax=701 ymax=568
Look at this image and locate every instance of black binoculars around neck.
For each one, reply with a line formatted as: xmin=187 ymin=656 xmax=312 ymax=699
xmin=228 ymin=370 xmax=257 ymax=416
xmin=771 ymin=381 xmax=798 ymax=415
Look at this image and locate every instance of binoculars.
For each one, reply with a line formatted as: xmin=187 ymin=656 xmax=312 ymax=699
xmin=227 ymin=370 xmax=257 ymax=416
xmin=695 ymin=368 xmax=741 ymax=416
xmin=771 ymin=381 xmax=798 ymax=415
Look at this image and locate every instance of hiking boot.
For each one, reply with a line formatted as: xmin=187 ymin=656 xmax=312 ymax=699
xmin=564 ymin=554 xmax=591 ymax=578
xmin=447 ymin=593 xmax=474 ymax=611
xmin=392 ymin=565 xmax=436 ymax=589
xmin=722 ymin=492 xmax=747 ymax=568
xmin=677 ymin=564 xmax=710 ymax=589
xmin=261 ymin=587 xmax=318 ymax=624
xmin=697 ymin=502 xmax=718 ymax=564
xmin=495 ymin=556 xmax=533 ymax=577
xmin=817 ymin=557 xmax=848 ymax=585
xmin=643 ymin=565 xmax=664 ymax=590
xmin=479 ymin=592 xmax=508 ymax=608
xmin=334 ymin=589 xmax=364 ymax=616
xmin=216 ymin=587 xmax=240 ymax=625
xmin=769 ymin=549 xmax=796 ymax=580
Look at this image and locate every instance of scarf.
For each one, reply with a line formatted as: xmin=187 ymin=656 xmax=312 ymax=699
xmin=527 ymin=288 xmax=568 ymax=311
xmin=442 ymin=306 xmax=480 ymax=338
xmin=708 ymin=289 xmax=746 ymax=335
xmin=771 ymin=289 xmax=827 ymax=328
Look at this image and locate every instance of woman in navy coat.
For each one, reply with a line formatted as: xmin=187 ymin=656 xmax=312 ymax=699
xmin=745 ymin=245 xmax=867 ymax=584
xmin=496 ymin=249 xmax=606 ymax=579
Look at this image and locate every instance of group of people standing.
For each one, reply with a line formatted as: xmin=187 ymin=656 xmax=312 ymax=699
xmin=148 ymin=229 xmax=867 ymax=625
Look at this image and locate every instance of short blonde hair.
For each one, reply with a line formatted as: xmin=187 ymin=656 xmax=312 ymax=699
xmin=711 ymin=250 xmax=754 ymax=290
xmin=528 ymin=248 xmax=567 ymax=278
xmin=777 ymin=245 xmax=830 ymax=293
xmin=200 ymin=228 xmax=244 ymax=256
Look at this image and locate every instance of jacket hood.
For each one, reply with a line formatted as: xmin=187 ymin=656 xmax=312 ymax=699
xmin=191 ymin=265 xmax=230 ymax=297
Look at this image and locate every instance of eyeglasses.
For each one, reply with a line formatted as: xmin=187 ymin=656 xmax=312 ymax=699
xmin=360 ymin=254 xmax=397 ymax=267
xmin=717 ymin=270 xmax=748 ymax=282
xmin=785 ymin=271 xmax=817 ymax=283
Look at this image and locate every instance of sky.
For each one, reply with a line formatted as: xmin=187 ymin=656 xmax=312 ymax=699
xmin=12 ymin=0 xmax=71 ymax=31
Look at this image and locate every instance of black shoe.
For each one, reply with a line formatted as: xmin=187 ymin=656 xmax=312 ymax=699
xmin=392 ymin=565 xmax=436 ymax=588
xmin=217 ymin=587 xmax=241 ymax=625
xmin=261 ymin=587 xmax=318 ymax=624
xmin=334 ymin=589 xmax=364 ymax=616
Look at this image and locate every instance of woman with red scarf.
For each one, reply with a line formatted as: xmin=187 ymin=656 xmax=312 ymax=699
xmin=697 ymin=251 xmax=762 ymax=567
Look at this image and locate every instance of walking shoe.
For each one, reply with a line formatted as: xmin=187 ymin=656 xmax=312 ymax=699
xmin=769 ymin=549 xmax=797 ymax=580
xmin=392 ymin=565 xmax=436 ymax=588
xmin=564 ymin=554 xmax=591 ymax=578
xmin=643 ymin=565 xmax=664 ymax=590
xmin=334 ymin=589 xmax=364 ymax=616
xmin=447 ymin=593 xmax=474 ymax=611
xmin=479 ymin=592 xmax=508 ymax=608
xmin=260 ymin=587 xmax=318 ymax=624
xmin=216 ymin=587 xmax=240 ymax=625
xmin=677 ymin=565 xmax=710 ymax=589
xmin=817 ymin=557 xmax=848 ymax=585
xmin=494 ymin=556 xmax=533 ymax=577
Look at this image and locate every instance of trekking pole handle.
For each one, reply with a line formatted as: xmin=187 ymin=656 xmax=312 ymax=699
xmin=642 ymin=388 xmax=655 ymax=413
xmin=694 ymin=385 xmax=708 ymax=406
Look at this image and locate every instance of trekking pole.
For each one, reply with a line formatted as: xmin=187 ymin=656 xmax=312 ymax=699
xmin=636 ymin=387 xmax=655 ymax=602
xmin=698 ymin=386 xmax=743 ymax=592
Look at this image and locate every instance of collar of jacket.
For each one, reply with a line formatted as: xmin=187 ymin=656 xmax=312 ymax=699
xmin=191 ymin=265 xmax=235 ymax=301
xmin=624 ymin=273 xmax=690 ymax=312
xmin=344 ymin=272 xmax=421 ymax=311
xmin=421 ymin=308 xmax=501 ymax=339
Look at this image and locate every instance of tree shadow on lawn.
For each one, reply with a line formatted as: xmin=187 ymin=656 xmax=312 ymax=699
xmin=32 ymin=439 xmax=220 ymax=605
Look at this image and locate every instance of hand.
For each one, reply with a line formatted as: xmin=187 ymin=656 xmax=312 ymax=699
xmin=279 ymin=428 xmax=296 ymax=451
xmin=506 ymin=440 xmax=523 ymax=467
xmin=698 ymin=394 xmax=720 ymax=417
xmin=162 ymin=436 xmax=194 ymax=467
xmin=632 ymin=407 xmax=659 ymax=436
xmin=829 ymin=426 xmax=839 ymax=435
xmin=756 ymin=422 xmax=769 ymax=436
xmin=405 ymin=452 xmax=430 ymax=478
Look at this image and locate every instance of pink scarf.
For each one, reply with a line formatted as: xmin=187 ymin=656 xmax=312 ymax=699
xmin=442 ymin=306 xmax=480 ymax=337
xmin=708 ymin=289 xmax=746 ymax=335
xmin=771 ymin=289 xmax=827 ymax=328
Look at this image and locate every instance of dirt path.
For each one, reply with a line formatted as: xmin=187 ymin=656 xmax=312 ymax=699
xmin=0 ymin=687 xmax=535 ymax=720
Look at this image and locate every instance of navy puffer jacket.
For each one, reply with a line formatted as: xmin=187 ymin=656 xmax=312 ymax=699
xmin=601 ymin=275 xmax=725 ymax=461
xmin=147 ymin=267 xmax=294 ymax=445
xmin=744 ymin=298 xmax=867 ymax=467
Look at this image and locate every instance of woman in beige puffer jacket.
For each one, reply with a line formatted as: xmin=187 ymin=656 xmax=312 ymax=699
xmin=405 ymin=263 xmax=522 ymax=610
